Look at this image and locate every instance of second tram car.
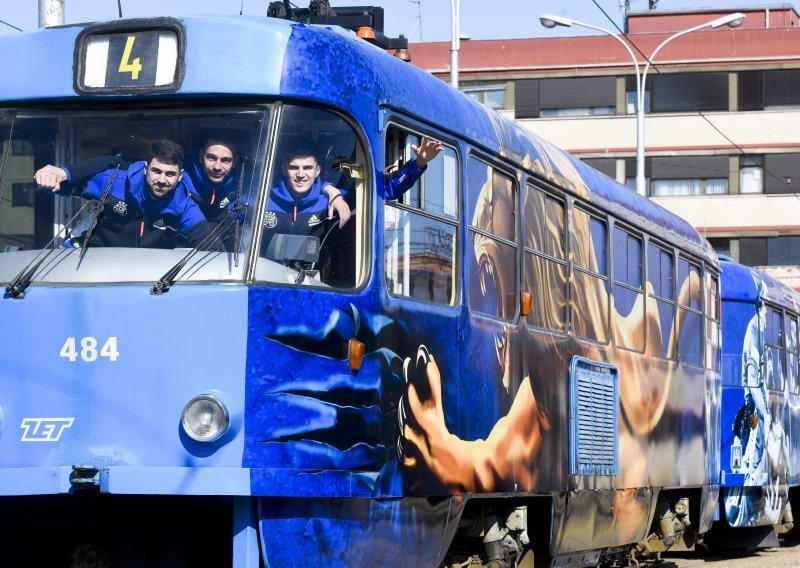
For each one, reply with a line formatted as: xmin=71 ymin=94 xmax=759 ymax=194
xmin=707 ymin=258 xmax=800 ymax=549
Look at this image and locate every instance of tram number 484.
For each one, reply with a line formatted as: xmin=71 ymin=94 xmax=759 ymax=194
xmin=60 ymin=337 xmax=119 ymax=362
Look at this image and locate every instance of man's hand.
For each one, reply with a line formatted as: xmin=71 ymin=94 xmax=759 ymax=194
xmin=412 ymin=138 xmax=443 ymax=169
xmin=323 ymin=186 xmax=351 ymax=228
xmin=34 ymin=165 xmax=68 ymax=192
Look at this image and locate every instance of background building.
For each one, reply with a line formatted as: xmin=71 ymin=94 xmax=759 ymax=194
xmin=408 ymin=4 xmax=800 ymax=289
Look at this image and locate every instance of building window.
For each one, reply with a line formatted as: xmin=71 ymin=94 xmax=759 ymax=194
xmin=625 ymin=76 xmax=650 ymax=114
xmin=583 ymin=158 xmax=617 ymax=180
xmin=740 ymin=236 xmax=800 ymax=267
xmin=739 ymin=69 xmax=800 ymax=111
xmin=651 ymin=178 xmax=728 ymax=196
xmin=540 ymin=106 xmax=614 ymax=117
xmin=739 ymin=155 xmax=763 ymax=194
xmin=707 ymin=237 xmax=730 ymax=258
xmin=464 ymin=84 xmax=507 ymax=110
xmin=648 ymin=156 xmax=729 ymax=196
xmin=765 ymin=69 xmax=800 ymax=108
xmin=764 ymin=153 xmax=800 ymax=195
xmin=625 ymin=90 xmax=650 ymax=114
xmin=651 ymin=72 xmax=728 ymax=113
xmin=515 ymin=76 xmax=616 ymax=119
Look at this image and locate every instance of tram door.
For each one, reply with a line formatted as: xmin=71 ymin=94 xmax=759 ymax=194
xmin=381 ymin=123 xmax=464 ymax=493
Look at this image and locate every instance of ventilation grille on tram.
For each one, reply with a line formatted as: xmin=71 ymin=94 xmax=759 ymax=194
xmin=569 ymin=357 xmax=619 ymax=476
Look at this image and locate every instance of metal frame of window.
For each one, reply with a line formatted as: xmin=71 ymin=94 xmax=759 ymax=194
xmin=383 ymin=122 xmax=461 ymax=306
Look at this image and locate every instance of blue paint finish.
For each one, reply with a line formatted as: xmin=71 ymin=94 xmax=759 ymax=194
xmin=0 ymin=26 xmax=82 ymax=100
xmin=244 ymin=282 xmax=464 ymax=498
xmin=720 ymin=260 xmax=761 ymax=303
xmin=181 ymin=17 xmax=290 ymax=96
xmin=244 ymin=285 xmax=390 ymax=495
xmin=0 ymin=285 xmax=249 ymax=494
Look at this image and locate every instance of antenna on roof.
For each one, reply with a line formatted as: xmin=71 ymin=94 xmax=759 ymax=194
xmin=117 ymin=0 xmax=123 ymax=18
xmin=409 ymin=0 xmax=422 ymax=42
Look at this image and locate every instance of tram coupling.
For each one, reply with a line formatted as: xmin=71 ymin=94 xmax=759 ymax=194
xmin=70 ymin=465 xmax=102 ymax=491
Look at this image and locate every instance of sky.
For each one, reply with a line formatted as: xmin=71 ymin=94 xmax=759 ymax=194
xmin=1 ymin=0 xmax=785 ymax=40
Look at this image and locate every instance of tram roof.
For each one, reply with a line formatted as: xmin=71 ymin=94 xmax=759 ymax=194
xmin=0 ymin=15 xmax=713 ymax=264
xmin=720 ymin=258 xmax=800 ymax=310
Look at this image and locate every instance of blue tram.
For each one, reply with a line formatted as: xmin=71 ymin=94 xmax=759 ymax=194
xmin=708 ymin=258 xmax=799 ymax=549
xmin=0 ymin=14 xmax=722 ymax=567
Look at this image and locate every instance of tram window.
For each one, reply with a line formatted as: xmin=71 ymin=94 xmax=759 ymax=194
xmin=0 ymin=119 xmax=56 ymax=251
xmin=647 ymin=243 xmax=676 ymax=359
xmin=677 ymin=258 xmax=703 ymax=367
xmin=0 ymin=108 xmax=267 ymax=284
xmin=765 ymin=307 xmax=786 ymax=391
xmin=523 ymin=185 xmax=567 ymax=332
xmin=785 ymin=314 xmax=799 ymax=394
xmin=612 ymin=227 xmax=644 ymax=351
xmin=384 ymin=127 xmax=457 ymax=219
xmin=571 ymin=207 xmax=609 ymax=343
xmin=466 ymin=158 xmax=517 ymax=321
xmin=384 ymin=126 xmax=458 ymax=304
xmin=704 ymin=272 xmax=721 ymax=372
xmin=260 ymin=106 xmax=368 ymax=289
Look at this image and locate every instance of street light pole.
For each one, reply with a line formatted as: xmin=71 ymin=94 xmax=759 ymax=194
xmin=636 ymin=13 xmax=745 ymax=196
xmin=539 ymin=12 xmax=745 ymax=197
xmin=450 ymin=0 xmax=460 ymax=88
xmin=38 ymin=0 xmax=64 ymax=28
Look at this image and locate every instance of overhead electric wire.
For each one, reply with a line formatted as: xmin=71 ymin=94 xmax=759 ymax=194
xmin=590 ymin=0 xmax=800 ymax=201
xmin=0 ymin=18 xmax=22 ymax=32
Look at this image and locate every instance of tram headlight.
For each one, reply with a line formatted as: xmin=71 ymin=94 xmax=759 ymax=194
xmin=181 ymin=395 xmax=230 ymax=443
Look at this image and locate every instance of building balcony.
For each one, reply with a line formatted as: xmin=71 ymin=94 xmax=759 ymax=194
xmin=511 ymin=107 xmax=800 ymax=157
xmin=651 ymin=193 xmax=800 ymax=237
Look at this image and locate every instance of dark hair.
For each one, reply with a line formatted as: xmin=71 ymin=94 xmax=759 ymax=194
xmin=148 ymin=139 xmax=184 ymax=166
xmin=201 ymin=136 xmax=238 ymax=157
xmin=282 ymin=148 xmax=318 ymax=167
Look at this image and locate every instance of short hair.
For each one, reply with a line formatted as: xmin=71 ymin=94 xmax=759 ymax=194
xmin=201 ymin=136 xmax=238 ymax=157
xmin=148 ymin=139 xmax=184 ymax=166
xmin=282 ymin=148 xmax=318 ymax=167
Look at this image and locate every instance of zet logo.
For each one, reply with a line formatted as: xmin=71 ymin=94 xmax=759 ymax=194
xmin=20 ymin=418 xmax=74 ymax=442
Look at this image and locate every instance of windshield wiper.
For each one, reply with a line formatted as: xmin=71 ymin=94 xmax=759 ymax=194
xmin=5 ymin=163 xmax=120 ymax=299
xmin=0 ymin=112 xmax=16 ymax=209
xmin=5 ymin=199 xmax=96 ymax=299
xmin=79 ymin=162 xmax=120 ymax=259
xmin=151 ymin=203 xmax=248 ymax=295
xmin=232 ymin=157 xmax=247 ymax=268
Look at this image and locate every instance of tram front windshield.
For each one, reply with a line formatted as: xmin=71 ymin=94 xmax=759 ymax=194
xmin=0 ymin=107 xmax=268 ymax=285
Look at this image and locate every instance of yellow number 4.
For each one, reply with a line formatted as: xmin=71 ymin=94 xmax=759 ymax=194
xmin=118 ymin=35 xmax=142 ymax=80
